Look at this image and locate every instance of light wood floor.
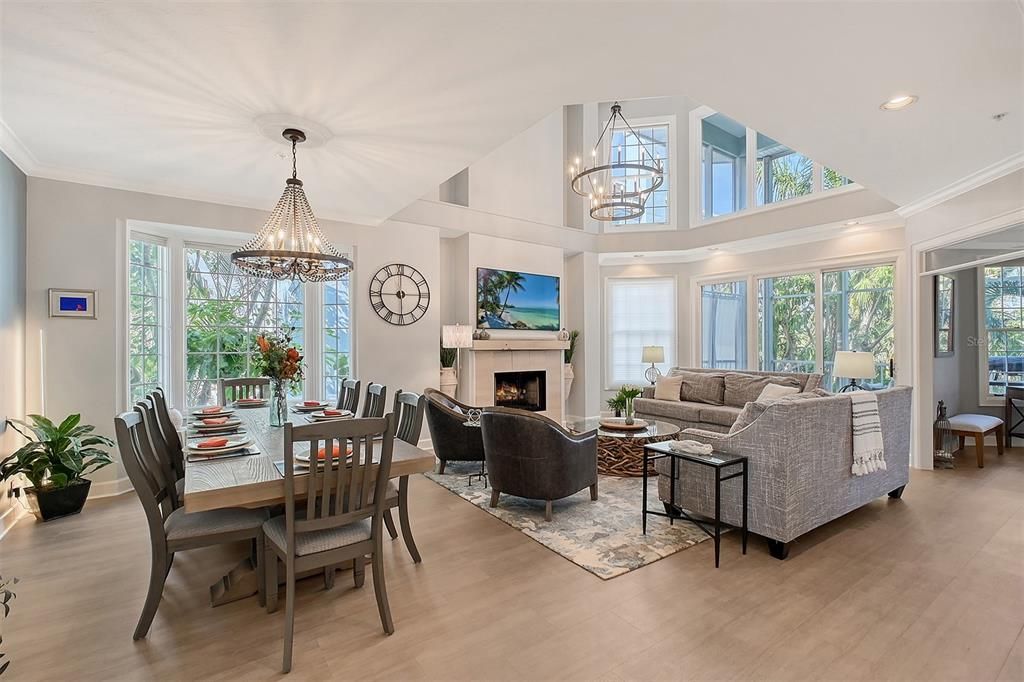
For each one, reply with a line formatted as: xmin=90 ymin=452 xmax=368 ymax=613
xmin=3 ymin=447 xmax=1023 ymax=681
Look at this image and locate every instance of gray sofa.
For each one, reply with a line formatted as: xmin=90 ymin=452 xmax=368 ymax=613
xmin=657 ymin=386 xmax=912 ymax=559
xmin=635 ymin=367 xmax=823 ymax=432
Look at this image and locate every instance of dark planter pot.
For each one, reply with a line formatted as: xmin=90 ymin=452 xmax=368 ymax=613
xmin=26 ymin=479 xmax=92 ymax=522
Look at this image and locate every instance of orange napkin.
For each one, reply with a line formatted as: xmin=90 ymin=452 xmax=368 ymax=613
xmin=316 ymin=443 xmax=353 ymax=460
xmin=323 ymin=409 xmax=344 ymax=416
xmin=197 ymin=437 xmax=229 ymax=449
xmin=303 ymin=400 xmax=321 ymax=407
xmin=202 ymin=417 xmax=228 ymax=425
xmin=201 ymin=406 xmax=223 ymax=414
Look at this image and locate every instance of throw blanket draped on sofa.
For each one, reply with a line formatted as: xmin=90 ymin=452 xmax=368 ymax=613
xmin=850 ymin=391 xmax=886 ymax=476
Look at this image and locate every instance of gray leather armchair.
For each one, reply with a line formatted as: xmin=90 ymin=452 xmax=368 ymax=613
xmin=479 ymin=407 xmax=598 ymax=521
xmin=423 ymin=388 xmax=486 ymax=473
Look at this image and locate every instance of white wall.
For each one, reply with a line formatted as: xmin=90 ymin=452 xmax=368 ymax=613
xmin=468 ymin=109 xmax=566 ymax=227
xmin=0 ymin=151 xmax=26 ymax=529
xmin=26 ymin=178 xmax=441 ymax=493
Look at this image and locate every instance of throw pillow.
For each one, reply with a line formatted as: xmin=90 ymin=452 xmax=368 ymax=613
xmin=723 ymin=373 xmax=802 ymax=407
xmin=757 ymin=383 xmax=800 ymax=402
xmin=729 ymin=402 xmax=767 ymax=433
xmin=671 ymin=369 xmax=726 ymax=405
xmin=653 ymin=374 xmax=684 ymax=401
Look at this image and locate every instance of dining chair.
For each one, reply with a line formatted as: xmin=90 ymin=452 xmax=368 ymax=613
xmin=219 ymin=377 xmax=270 ymax=405
xmin=264 ymin=415 xmax=397 ymax=673
xmin=150 ymin=388 xmax=184 ymax=480
xmin=135 ymin=398 xmax=183 ymax=508
xmin=361 ymin=382 xmax=388 ymax=418
xmin=381 ymin=390 xmax=426 ymax=562
xmin=114 ymin=410 xmax=267 ymax=641
xmin=336 ymin=377 xmax=360 ymax=413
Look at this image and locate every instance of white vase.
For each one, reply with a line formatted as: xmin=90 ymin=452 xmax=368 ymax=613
xmin=439 ymin=366 xmax=458 ymax=398
xmin=563 ymin=363 xmax=574 ymax=400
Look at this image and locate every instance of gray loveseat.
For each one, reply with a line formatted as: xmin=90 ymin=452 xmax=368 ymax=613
xmin=635 ymin=367 xmax=823 ymax=432
xmin=657 ymin=386 xmax=912 ymax=559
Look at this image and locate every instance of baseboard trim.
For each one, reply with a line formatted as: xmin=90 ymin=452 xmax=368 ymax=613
xmin=89 ymin=476 xmax=134 ymax=499
xmin=0 ymin=503 xmax=27 ymax=541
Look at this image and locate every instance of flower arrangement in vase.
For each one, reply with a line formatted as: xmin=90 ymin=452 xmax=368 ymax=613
xmin=254 ymin=327 xmax=304 ymax=427
xmin=613 ymin=385 xmax=643 ymax=424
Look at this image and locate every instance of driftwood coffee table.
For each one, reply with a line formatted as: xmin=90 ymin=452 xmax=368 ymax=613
xmin=565 ymin=417 xmax=681 ymax=477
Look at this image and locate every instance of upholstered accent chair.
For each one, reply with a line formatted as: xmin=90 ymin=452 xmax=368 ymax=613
xmin=479 ymin=407 xmax=598 ymax=521
xmin=423 ymin=387 xmax=485 ymax=473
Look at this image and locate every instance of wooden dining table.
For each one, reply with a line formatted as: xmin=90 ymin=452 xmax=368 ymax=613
xmin=183 ymin=405 xmax=435 ymax=606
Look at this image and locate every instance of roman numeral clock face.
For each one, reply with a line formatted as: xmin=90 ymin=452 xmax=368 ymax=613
xmin=368 ymin=264 xmax=430 ymax=326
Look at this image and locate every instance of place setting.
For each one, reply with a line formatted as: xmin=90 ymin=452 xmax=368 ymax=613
xmin=188 ymin=414 xmax=246 ymax=438
xmin=291 ymin=399 xmax=332 ymax=413
xmin=233 ymin=396 xmax=268 ymax=408
xmin=274 ymin=441 xmax=353 ymax=476
xmin=303 ymin=407 xmax=353 ymax=423
xmin=185 ymin=434 xmax=258 ymax=463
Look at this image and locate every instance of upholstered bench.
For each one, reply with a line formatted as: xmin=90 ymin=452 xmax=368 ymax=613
xmin=948 ymin=414 xmax=1005 ymax=468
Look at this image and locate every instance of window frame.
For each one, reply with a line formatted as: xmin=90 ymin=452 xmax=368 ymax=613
xmin=689 ymin=105 xmax=862 ymax=229
xmin=127 ymin=232 xmax=170 ymax=405
xmin=603 ymin=114 xmax=678 ymax=234
xmin=692 ymin=254 xmax=900 ymax=378
xmin=120 ymin=221 xmax=355 ymax=411
xmin=977 ymin=264 xmax=1024 ymax=406
xmin=604 ymin=275 xmax=677 ymax=389
xmin=699 ymin=279 xmax=749 ymax=370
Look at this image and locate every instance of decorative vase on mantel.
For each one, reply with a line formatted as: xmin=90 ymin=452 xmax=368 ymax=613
xmin=269 ymin=379 xmax=288 ymax=428
xmin=439 ymin=367 xmax=458 ymax=398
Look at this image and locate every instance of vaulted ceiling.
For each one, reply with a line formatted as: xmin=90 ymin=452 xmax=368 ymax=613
xmin=2 ymin=1 xmax=1020 ymax=226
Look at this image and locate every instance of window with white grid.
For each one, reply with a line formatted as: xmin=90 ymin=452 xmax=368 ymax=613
xmin=128 ymin=237 xmax=167 ymax=403
xmin=606 ymin=277 xmax=675 ymax=386
xmin=611 ymin=123 xmax=670 ymax=226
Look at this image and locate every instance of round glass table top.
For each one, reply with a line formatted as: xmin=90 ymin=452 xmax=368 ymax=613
xmin=564 ymin=416 xmax=681 ymax=440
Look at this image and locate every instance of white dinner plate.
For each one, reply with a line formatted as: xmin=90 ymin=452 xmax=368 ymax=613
xmin=187 ymin=438 xmax=253 ymax=455
xmin=293 ymin=401 xmax=332 ymax=412
xmin=191 ymin=407 xmax=236 ymax=417
xmin=309 ymin=410 xmax=353 ymax=421
xmin=234 ymin=398 xmax=267 ymax=408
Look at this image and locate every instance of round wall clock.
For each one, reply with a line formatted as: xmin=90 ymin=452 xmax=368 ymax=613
xmin=368 ymin=263 xmax=430 ymax=326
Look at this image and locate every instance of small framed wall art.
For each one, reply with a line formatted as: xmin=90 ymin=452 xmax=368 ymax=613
xmin=48 ymin=288 xmax=96 ymax=319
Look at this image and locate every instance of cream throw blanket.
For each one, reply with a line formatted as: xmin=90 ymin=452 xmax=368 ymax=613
xmin=850 ymin=391 xmax=886 ymax=476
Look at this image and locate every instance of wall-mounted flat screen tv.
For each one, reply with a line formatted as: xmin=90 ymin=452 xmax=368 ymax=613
xmin=476 ymin=268 xmax=560 ymax=331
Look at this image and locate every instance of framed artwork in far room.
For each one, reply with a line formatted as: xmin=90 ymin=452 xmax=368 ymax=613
xmin=48 ymin=288 xmax=96 ymax=319
xmin=934 ymin=274 xmax=954 ymax=357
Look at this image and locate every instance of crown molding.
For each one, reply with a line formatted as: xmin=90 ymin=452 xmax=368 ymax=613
xmin=896 ymin=151 xmax=1024 ymax=218
xmin=0 ymin=116 xmax=39 ymax=173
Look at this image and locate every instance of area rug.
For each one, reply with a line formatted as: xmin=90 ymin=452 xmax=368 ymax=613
xmin=424 ymin=462 xmax=715 ymax=579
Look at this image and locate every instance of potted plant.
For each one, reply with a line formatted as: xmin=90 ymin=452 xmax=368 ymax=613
xmin=618 ymin=385 xmax=643 ymax=425
xmin=254 ymin=327 xmax=304 ymax=428
xmin=1 ymin=414 xmax=114 ymax=522
xmin=606 ymin=393 xmax=626 ymax=418
xmin=0 ymin=573 xmax=17 ymax=674
xmin=440 ymin=340 xmax=458 ymax=398
xmin=563 ymin=330 xmax=580 ymax=399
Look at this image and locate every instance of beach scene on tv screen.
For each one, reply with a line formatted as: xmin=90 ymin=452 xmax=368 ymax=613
xmin=477 ymin=268 xmax=560 ymax=331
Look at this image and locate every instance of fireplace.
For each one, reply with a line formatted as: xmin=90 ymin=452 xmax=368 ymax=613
xmin=494 ymin=370 xmax=547 ymax=412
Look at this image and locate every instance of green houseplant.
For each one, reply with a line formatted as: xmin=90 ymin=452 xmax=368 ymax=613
xmin=440 ymin=339 xmax=459 ymax=397
xmin=0 ymin=414 xmax=114 ymax=522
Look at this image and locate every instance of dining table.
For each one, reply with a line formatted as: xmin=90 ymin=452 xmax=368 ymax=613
xmin=183 ymin=404 xmax=435 ymax=606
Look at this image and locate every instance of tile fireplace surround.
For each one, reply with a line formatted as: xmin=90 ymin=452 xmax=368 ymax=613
xmin=460 ymin=339 xmax=568 ymax=422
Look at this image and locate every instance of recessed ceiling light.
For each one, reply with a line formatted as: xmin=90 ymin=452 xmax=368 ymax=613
xmin=880 ymin=95 xmax=918 ymax=111
xmin=844 ymin=220 xmax=860 ymax=227
xmin=633 ymin=254 xmax=643 ymax=258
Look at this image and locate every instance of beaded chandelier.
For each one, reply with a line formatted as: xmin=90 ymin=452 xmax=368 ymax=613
xmin=232 ymin=128 xmax=353 ymax=282
xmin=569 ymin=102 xmax=664 ymax=221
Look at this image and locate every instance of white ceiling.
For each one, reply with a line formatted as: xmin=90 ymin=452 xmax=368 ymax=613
xmin=2 ymin=2 xmax=1021 ymax=226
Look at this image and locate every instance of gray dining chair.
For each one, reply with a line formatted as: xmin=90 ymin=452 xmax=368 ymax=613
xmin=264 ymin=415 xmax=397 ymax=673
xmin=114 ymin=410 xmax=267 ymax=640
xmin=336 ymin=377 xmax=360 ymax=413
xmin=136 ymin=398 xmax=183 ymax=509
xmin=219 ymin=377 xmax=270 ymax=405
xmin=361 ymin=382 xmax=388 ymax=418
xmin=381 ymin=389 xmax=425 ymax=562
xmin=150 ymin=388 xmax=184 ymax=481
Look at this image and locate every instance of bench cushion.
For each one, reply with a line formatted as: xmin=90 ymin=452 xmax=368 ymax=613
xmin=948 ymin=414 xmax=1004 ymax=433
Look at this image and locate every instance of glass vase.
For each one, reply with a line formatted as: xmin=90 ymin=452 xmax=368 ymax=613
xmin=269 ymin=380 xmax=288 ymax=428
xmin=624 ymin=397 xmax=635 ymax=425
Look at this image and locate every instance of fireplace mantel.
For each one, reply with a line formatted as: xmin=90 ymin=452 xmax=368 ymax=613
xmin=470 ymin=339 xmax=569 ymax=352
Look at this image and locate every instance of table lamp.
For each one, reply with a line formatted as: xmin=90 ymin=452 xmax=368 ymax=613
xmin=833 ymin=351 xmax=876 ymax=392
xmin=642 ymin=345 xmax=665 ymax=385
xmin=442 ymin=324 xmax=474 ymax=397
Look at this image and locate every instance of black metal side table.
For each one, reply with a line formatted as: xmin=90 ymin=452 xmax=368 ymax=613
xmin=642 ymin=441 xmax=748 ymax=568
